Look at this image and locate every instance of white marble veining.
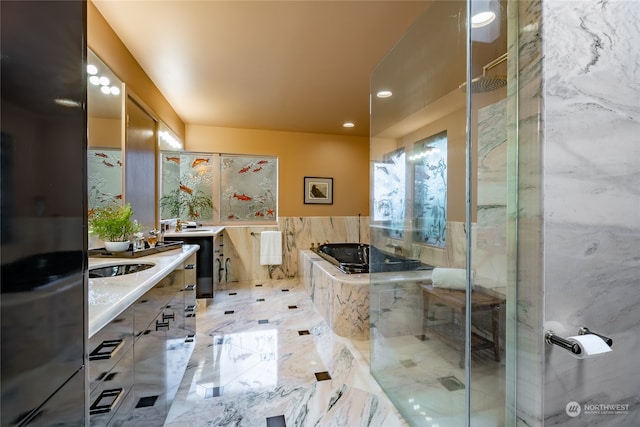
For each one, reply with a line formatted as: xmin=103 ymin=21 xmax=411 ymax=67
xmin=164 ymin=279 xmax=407 ymax=427
xmin=88 ymin=244 xmax=200 ymax=338
xmin=219 ymin=216 xmax=370 ymax=282
xmin=475 ymin=98 xmax=508 ymax=294
xmin=541 ymin=0 xmax=640 ymax=424
xmin=299 ymin=250 xmax=433 ymax=341
xmin=513 ymin=0 xmax=640 ymax=425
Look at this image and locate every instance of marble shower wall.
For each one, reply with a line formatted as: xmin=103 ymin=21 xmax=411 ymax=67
xmin=516 ymin=0 xmax=640 ymax=425
xmin=222 ymin=216 xmax=370 ymax=282
xmin=474 ymin=99 xmax=508 ymax=296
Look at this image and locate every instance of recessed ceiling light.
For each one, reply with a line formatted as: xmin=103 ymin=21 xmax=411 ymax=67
xmin=343 ymin=122 xmax=355 ymax=128
xmin=376 ymin=90 xmax=392 ymax=98
xmin=100 ymin=86 xmax=111 ymax=95
xmin=87 ymin=64 xmax=98 ymax=75
xmin=89 ymin=75 xmax=100 ymax=86
xmin=471 ymin=11 xmax=496 ymax=28
xmin=110 ymin=86 xmax=120 ymax=95
xmin=99 ymin=76 xmax=110 ymax=86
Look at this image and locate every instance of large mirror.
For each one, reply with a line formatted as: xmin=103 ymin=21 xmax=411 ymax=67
xmin=87 ymin=49 xmax=123 ymax=212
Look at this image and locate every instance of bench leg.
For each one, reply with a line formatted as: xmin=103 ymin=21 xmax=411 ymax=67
xmin=492 ymin=306 xmax=500 ymax=362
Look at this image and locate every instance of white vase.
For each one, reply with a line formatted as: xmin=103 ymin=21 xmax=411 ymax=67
xmin=104 ymin=241 xmax=130 ymax=252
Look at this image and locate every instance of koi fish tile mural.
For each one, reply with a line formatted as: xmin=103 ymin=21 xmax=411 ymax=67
xmin=88 ymin=148 xmax=122 ymax=210
xmin=220 ymin=155 xmax=277 ymax=222
xmin=160 ymin=152 xmax=214 ymax=221
xmin=413 ymin=131 xmax=447 ymax=248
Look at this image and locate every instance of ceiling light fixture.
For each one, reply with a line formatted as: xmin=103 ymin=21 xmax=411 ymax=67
xmin=343 ymin=122 xmax=355 ymax=128
xmin=471 ymin=11 xmax=496 ymax=28
xmin=89 ymin=75 xmax=100 ymax=86
xmin=87 ymin=64 xmax=98 ymax=75
xmin=376 ymin=90 xmax=392 ymax=98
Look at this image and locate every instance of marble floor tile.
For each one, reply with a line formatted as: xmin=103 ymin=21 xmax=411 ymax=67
xmin=164 ymin=279 xmax=408 ymax=427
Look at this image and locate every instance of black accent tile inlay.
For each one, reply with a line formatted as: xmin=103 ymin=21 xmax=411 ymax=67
xmin=281 ymin=289 xmax=289 ymax=292
xmin=288 ymin=305 xmax=298 ymax=310
xmin=96 ymin=372 xmax=107 ymax=381
xmin=298 ymin=330 xmax=310 ymax=335
xmin=224 ymin=310 xmax=234 ymax=315
xmin=314 ymin=371 xmax=331 ymax=381
xmin=205 ymin=386 xmax=223 ymax=399
xmin=437 ymin=375 xmax=465 ymax=391
xmin=256 ymin=298 xmax=265 ymax=302
xmin=229 ymin=292 xmax=237 ymax=295
xmin=104 ymin=372 xmax=117 ymax=381
xmin=266 ymin=415 xmax=286 ymax=427
xmin=255 ymin=284 xmax=263 ymax=287
xmin=135 ymin=395 xmax=158 ymax=408
xmin=258 ymin=319 xmax=269 ymax=324
xmin=400 ymin=359 xmax=417 ymax=368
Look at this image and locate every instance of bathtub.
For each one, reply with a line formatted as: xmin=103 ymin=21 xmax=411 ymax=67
xmin=299 ymin=248 xmax=433 ymax=341
xmin=313 ymin=243 xmax=429 ymax=274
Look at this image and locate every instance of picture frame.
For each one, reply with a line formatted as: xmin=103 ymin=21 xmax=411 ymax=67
xmin=304 ymin=176 xmax=333 ymax=204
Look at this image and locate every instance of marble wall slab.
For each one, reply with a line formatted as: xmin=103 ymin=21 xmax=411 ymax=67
xmin=515 ymin=0 xmax=640 ymax=425
xmin=475 ymin=99 xmax=508 ymax=295
xmin=541 ymin=0 xmax=640 ymax=425
xmin=222 ymin=216 xmax=370 ymax=283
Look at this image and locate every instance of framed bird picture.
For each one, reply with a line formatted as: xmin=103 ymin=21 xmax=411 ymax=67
xmin=304 ymin=177 xmax=333 ymax=204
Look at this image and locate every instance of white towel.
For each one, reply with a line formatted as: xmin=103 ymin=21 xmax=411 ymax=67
xmin=431 ymin=268 xmax=468 ymax=290
xmin=260 ymin=231 xmax=282 ymax=265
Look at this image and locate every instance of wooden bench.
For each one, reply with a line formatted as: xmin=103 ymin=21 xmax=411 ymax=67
xmin=421 ymin=284 xmax=505 ymax=366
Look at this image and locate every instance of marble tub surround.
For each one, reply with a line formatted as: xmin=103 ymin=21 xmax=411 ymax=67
xmin=299 ymin=249 xmax=433 ymax=341
xmin=221 ymin=216 xmax=370 ymax=282
xmin=88 ymin=244 xmax=200 ymax=338
xmin=164 ymin=278 xmax=407 ymax=427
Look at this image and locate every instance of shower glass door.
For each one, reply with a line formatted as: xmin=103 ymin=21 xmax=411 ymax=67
xmin=369 ymin=1 xmax=514 ymax=425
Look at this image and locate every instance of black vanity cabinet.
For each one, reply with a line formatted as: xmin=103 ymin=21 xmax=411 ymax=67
xmin=88 ymin=305 xmax=135 ymax=426
xmin=164 ymin=227 xmax=225 ymax=299
xmin=131 ymin=253 xmax=198 ymax=423
xmin=88 ymin=253 xmax=197 ymax=425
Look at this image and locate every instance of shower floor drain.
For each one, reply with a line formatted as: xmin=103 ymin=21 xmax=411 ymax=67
xmin=437 ymin=375 xmax=465 ymax=391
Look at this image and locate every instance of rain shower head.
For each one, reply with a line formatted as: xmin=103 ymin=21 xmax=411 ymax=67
xmin=459 ymin=53 xmax=507 ymax=93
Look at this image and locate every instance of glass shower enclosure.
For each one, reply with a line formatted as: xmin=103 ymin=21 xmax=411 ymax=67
xmin=369 ymin=1 xmax=513 ymax=425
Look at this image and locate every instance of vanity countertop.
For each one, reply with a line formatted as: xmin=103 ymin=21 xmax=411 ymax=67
xmin=88 ymin=244 xmax=199 ymax=338
xmin=163 ymin=225 xmax=225 ymax=238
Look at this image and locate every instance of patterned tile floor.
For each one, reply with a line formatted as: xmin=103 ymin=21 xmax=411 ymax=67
xmin=163 ymin=279 xmax=407 ymax=427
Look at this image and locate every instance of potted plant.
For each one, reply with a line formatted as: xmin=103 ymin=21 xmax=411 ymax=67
xmin=160 ymin=188 xmax=214 ymax=221
xmin=89 ymin=203 xmax=141 ymax=252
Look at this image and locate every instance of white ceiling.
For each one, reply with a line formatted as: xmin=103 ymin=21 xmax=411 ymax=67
xmin=92 ymin=0 xmax=430 ymax=137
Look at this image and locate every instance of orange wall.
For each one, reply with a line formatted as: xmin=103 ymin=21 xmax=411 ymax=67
xmin=187 ymin=125 xmax=370 ymax=217
xmin=87 ymin=1 xmax=185 ymax=140
xmin=89 ymin=2 xmax=370 ymax=218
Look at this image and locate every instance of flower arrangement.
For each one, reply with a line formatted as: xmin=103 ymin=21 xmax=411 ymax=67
xmin=88 ymin=203 xmax=141 ymax=242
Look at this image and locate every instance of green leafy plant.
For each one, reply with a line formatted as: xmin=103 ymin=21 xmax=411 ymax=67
xmin=88 ymin=203 xmax=141 ymax=242
xmin=160 ymin=189 xmax=213 ymax=221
